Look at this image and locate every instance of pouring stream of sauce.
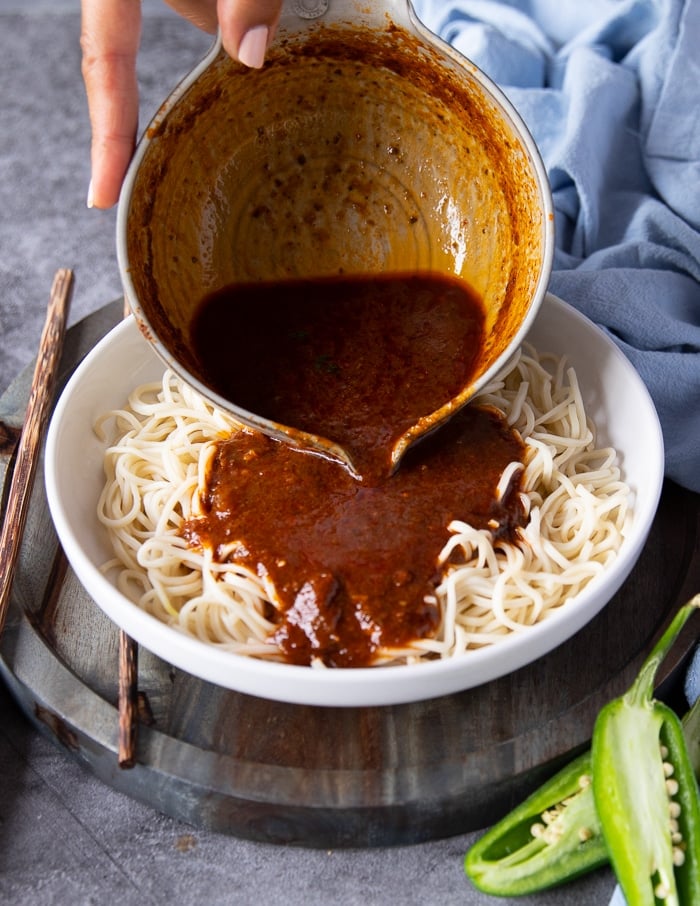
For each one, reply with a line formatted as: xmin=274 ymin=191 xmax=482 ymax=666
xmin=191 ymin=273 xmax=486 ymax=482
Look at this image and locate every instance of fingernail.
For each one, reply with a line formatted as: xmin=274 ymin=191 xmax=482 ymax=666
xmin=238 ymin=24 xmax=269 ymax=69
xmin=87 ymin=179 xmax=94 ymax=209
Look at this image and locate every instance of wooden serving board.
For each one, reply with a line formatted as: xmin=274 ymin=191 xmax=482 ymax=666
xmin=1 ymin=300 xmax=698 ymax=847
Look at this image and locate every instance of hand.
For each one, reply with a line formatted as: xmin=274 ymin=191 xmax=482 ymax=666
xmin=81 ymin=0 xmax=284 ymax=209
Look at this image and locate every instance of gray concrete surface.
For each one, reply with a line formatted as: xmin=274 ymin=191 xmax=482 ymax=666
xmin=0 ymin=3 xmax=617 ymax=903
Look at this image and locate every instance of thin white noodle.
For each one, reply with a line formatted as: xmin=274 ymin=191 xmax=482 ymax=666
xmin=96 ymin=344 xmax=631 ymax=664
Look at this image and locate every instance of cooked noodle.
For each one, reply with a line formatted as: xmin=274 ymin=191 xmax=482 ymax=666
xmin=95 ymin=344 xmax=630 ymax=664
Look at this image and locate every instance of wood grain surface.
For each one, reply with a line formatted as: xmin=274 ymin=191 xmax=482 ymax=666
xmin=0 ymin=269 xmax=73 ymax=632
xmin=1 ymin=300 xmax=698 ymax=848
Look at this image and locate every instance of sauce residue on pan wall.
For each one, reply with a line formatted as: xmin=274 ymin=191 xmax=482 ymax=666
xmin=183 ymin=274 xmax=527 ymax=667
xmin=126 ymin=21 xmax=544 ymax=389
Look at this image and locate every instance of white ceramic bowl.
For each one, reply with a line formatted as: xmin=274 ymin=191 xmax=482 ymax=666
xmin=45 ymin=294 xmax=664 ymax=707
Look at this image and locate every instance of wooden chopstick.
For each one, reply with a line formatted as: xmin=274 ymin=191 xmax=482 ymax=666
xmin=118 ymin=628 xmax=138 ymax=767
xmin=0 ymin=274 xmax=139 ymax=769
xmin=117 ymin=295 xmax=139 ymax=769
xmin=0 ymin=268 xmax=74 ymax=634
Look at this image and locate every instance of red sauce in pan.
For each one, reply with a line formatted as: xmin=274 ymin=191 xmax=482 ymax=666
xmin=190 ymin=273 xmax=486 ymax=482
xmin=184 ymin=274 xmax=527 ymax=667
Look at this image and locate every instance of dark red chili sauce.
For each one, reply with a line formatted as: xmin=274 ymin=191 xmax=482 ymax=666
xmin=184 ymin=273 xmax=527 ymax=667
xmin=190 ymin=273 xmax=487 ymax=482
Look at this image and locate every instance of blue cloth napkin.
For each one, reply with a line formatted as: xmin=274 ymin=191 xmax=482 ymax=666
xmin=413 ymin=0 xmax=700 ymax=493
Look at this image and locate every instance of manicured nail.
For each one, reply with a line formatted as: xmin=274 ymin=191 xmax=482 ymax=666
xmin=87 ymin=179 xmax=94 ymax=209
xmin=238 ymin=24 xmax=269 ymax=69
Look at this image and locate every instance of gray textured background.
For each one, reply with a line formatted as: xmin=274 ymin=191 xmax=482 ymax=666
xmin=0 ymin=2 xmax=616 ymax=903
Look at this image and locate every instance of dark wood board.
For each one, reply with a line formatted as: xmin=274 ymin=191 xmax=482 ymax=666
xmin=1 ymin=300 xmax=698 ymax=847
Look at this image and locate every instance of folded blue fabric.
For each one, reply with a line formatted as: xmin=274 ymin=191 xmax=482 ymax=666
xmin=686 ymin=642 xmax=700 ymax=705
xmin=413 ymin=0 xmax=700 ymax=492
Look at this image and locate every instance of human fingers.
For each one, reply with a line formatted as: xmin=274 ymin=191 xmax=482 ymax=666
xmin=81 ymin=0 xmax=142 ymax=209
xmin=164 ymin=0 xmax=219 ymax=33
xmin=217 ymin=0 xmax=285 ymax=69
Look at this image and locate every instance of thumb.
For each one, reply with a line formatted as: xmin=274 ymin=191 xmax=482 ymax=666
xmin=217 ymin=0 xmax=285 ymax=68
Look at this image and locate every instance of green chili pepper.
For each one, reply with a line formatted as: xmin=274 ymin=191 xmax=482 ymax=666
xmin=464 ymin=749 xmax=608 ymax=895
xmin=591 ymin=597 xmax=700 ymax=906
xmin=464 ymin=597 xmax=700 ymax=899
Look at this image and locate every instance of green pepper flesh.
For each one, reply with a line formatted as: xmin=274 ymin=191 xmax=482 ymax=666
xmin=464 ymin=598 xmax=700 ymax=900
xmin=660 ymin=708 xmax=700 ymax=905
xmin=464 ymin=751 xmax=608 ymax=896
xmin=592 ymin=599 xmax=700 ymax=906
